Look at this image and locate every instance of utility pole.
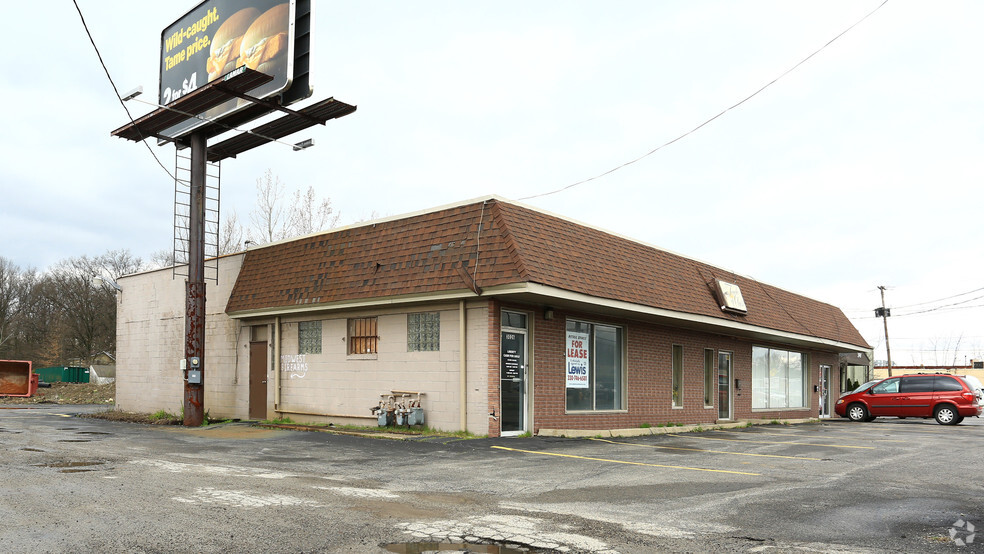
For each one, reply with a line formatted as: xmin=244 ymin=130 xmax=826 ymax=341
xmin=877 ymin=286 xmax=893 ymax=377
xmin=183 ymin=131 xmax=207 ymax=427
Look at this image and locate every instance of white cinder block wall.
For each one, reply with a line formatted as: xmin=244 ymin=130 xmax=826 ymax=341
xmin=116 ymin=254 xmax=245 ymax=418
xmin=273 ymin=301 xmax=489 ymax=434
xmin=118 ymin=257 xmax=490 ymax=433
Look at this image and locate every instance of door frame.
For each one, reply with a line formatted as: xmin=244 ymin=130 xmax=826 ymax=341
xmin=500 ymin=310 xmax=530 ymax=436
xmin=249 ymin=340 xmax=268 ymax=420
xmin=819 ymin=364 xmax=831 ymax=418
xmin=718 ymin=351 xmax=733 ymax=421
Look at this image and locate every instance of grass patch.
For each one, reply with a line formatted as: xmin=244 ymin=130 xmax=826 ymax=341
xmin=639 ymin=423 xmax=652 ymax=429
xmin=150 ymin=409 xmax=179 ymax=421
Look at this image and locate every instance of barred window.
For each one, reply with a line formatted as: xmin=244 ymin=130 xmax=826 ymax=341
xmin=408 ymin=312 xmax=440 ymax=352
xmin=348 ymin=317 xmax=378 ymax=354
xmin=298 ymin=320 xmax=322 ymax=355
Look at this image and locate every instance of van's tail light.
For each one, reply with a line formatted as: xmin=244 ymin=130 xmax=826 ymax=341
xmin=962 ymin=392 xmax=976 ymax=402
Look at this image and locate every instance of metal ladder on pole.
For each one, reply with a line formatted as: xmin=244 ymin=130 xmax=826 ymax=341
xmin=173 ymin=148 xmax=220 ymax=283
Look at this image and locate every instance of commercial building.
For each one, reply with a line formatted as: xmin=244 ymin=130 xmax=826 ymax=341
xmin=116 ymin=196 xmax=871 ymax=436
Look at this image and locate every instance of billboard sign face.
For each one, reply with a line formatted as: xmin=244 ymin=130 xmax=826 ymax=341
xmin=159 ymin=0 xmax=296 ymax=139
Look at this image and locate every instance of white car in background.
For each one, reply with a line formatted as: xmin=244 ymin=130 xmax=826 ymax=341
xmin=958 ymin=374 xmax=984 ymax=401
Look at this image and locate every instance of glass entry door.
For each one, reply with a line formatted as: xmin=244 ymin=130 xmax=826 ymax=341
xmin=718 ymin=352 xmax=732 ymax=420
xmin=500 ymin=330 xmax=527 ymax=434
xmin=819 ymin=365 xmax=831 ymax=418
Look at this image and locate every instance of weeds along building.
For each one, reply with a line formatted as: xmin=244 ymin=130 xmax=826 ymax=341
xmin=116 ymin=196 xmax=871 ymax=436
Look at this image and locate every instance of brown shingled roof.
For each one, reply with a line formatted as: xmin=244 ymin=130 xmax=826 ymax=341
xmin=226 ymin=197 xmax=868 ymax=349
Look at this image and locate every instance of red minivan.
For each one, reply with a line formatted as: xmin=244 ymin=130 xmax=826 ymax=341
xmin=834 ymin=374 xmax=982 ymax=425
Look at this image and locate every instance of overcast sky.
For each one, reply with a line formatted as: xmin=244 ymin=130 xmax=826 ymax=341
xmin=2 ymin=1 xmax=981 ymax=364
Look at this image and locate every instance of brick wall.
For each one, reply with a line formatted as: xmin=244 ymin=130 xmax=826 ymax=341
xmin=485 ymin=303 xmax=845 ymax=434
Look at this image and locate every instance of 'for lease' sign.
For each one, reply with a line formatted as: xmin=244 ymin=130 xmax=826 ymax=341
xmin=566 ymin=331 xmax=590 ymax=389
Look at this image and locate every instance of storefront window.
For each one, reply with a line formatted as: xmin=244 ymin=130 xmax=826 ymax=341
xmin=753 ymin=346 xmax=807 ymax=409
xmin=566 ymin=320 xmax=624 ymax=411
xmin=671 ymin=345 xmax=683 ymax=407
xmin=703 ymin=349 xmax=715 ymax=406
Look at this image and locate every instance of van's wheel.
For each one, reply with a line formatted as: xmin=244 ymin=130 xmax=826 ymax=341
xmin=934 ymin=404 xmax=959 ymax=425
xmin=847 ymin=403 xmax=869 ymax=422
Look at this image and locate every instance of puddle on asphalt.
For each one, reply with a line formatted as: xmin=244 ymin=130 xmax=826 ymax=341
xmin=34 ymin=461 xmax=108 ymax=474
xmin=35 ymin=461 xmax=106 ymax=469
xmin=383 ymin=542 xmax=531 ymax=553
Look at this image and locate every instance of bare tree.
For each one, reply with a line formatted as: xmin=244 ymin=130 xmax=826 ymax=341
xmin=10 ymin=269 xmax=57 ymax=364
xmin=287 ymin=186 xmax=341 ymax=237
xmin=99 ymin=249 xmax=143 ymax=280
xmin=148 ymin=249 xmax=177 ymax=269
xmin=0 ymin=257 xmax=23 ymax=354
xmin=219 ymin=211 xmax=245 ymax=255
xmin=245 ymin=169 xmax=340 ymax=244
xmin=249 ymin=169 xmax=289 ymax=243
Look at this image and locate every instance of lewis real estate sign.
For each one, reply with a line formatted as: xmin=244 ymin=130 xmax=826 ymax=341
xmin=566 ymin=330 xmax=590 ymax=389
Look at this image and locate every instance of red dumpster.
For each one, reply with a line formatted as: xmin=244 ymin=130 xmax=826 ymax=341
xmin=0 ymin=360 xmax=37 ymax=397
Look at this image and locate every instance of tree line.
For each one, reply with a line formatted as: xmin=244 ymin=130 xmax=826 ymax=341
xmin=1 ymin=171 xmax=339 ymax=369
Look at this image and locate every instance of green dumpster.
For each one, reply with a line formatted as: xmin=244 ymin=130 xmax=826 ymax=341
xmin=34 ymin=366 xmax=90 ymax=384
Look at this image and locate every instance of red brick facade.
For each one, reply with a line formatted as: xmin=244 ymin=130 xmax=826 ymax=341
xmin=487 ymin=302 xmax=841 ymax=436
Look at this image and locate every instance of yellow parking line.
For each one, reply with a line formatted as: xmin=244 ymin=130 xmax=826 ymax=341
xmin=731 ymin=431 xmax=906 ymax=443
xmin=666 ymin=434 xmax=875 ymax=449
xmin=589 ymin=438 xmax=822 ymax=460
xmin=491 ymin=446 xmax=761 ymax=475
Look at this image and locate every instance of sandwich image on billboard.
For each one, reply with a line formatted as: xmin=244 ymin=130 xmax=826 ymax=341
xmin=159 ymin=0 xmax=295 ymax=139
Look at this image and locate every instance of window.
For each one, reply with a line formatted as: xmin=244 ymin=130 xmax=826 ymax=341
xmin=900 ymin=376 xmax=936 ymax=393
xmin=298 ymin=320 xmax=322 ymax=355
xmin=407 ymin=312 xmax=440 ymax=352
xmin=671 ymin=345 xmax=684 ymax=408
xmin=871 ymin=377 xmax=899 ymax=394
xmin=502 ymin=311 xmax=527 ymax=329
xmin=936 ymin=376 xmax=965 ymax=392
xmin=565 ymin=320 xmax=624 ymax=411
xmin=703 ymin=349 xmax=715 ymax=407
xmin=752 ymin=346 xmax=808 ymax=409
xmin=348 ymin=317 xmax=378 ymax=354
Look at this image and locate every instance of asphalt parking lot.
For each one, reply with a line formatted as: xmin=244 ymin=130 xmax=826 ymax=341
xmin=1 ymin=406 xmax=983 ymax=553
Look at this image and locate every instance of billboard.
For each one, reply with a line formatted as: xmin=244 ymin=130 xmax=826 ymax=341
xmin=159 ymin=0 xmax=296 ymax=139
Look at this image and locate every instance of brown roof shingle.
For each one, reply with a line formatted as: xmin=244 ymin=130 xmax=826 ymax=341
xmin=226 ymin=197 xmax=868 ymax=349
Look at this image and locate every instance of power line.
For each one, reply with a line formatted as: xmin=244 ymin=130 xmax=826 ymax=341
xmin=892 ymin=286 xmax=984 ymax=310
xmin=842 ymin=285 xmax=984 ymax=314
xmin=72 ymin=0 xmax=177 ymax=182
xmin=849 ymin=302 xmax=984 ymax=320
xmin=519 ymin=0 xmax=890 ymax=201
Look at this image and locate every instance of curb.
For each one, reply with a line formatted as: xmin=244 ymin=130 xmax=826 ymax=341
xmin=537 ymin=418 xmax=819 ymax=438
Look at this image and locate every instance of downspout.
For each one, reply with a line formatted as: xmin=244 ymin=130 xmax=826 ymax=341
xmin=274 ymin=316 xmax=282 ymax=413
xmin=459 ymin=299 xmax=467 ymax=431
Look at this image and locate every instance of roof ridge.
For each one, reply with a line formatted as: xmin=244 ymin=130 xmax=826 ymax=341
xmin=488 ymin=199 xmax=532 ymax=282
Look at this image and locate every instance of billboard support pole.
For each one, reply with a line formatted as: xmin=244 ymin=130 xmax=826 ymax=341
xmin=184 ymin=131 xmax=206 ymax=427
